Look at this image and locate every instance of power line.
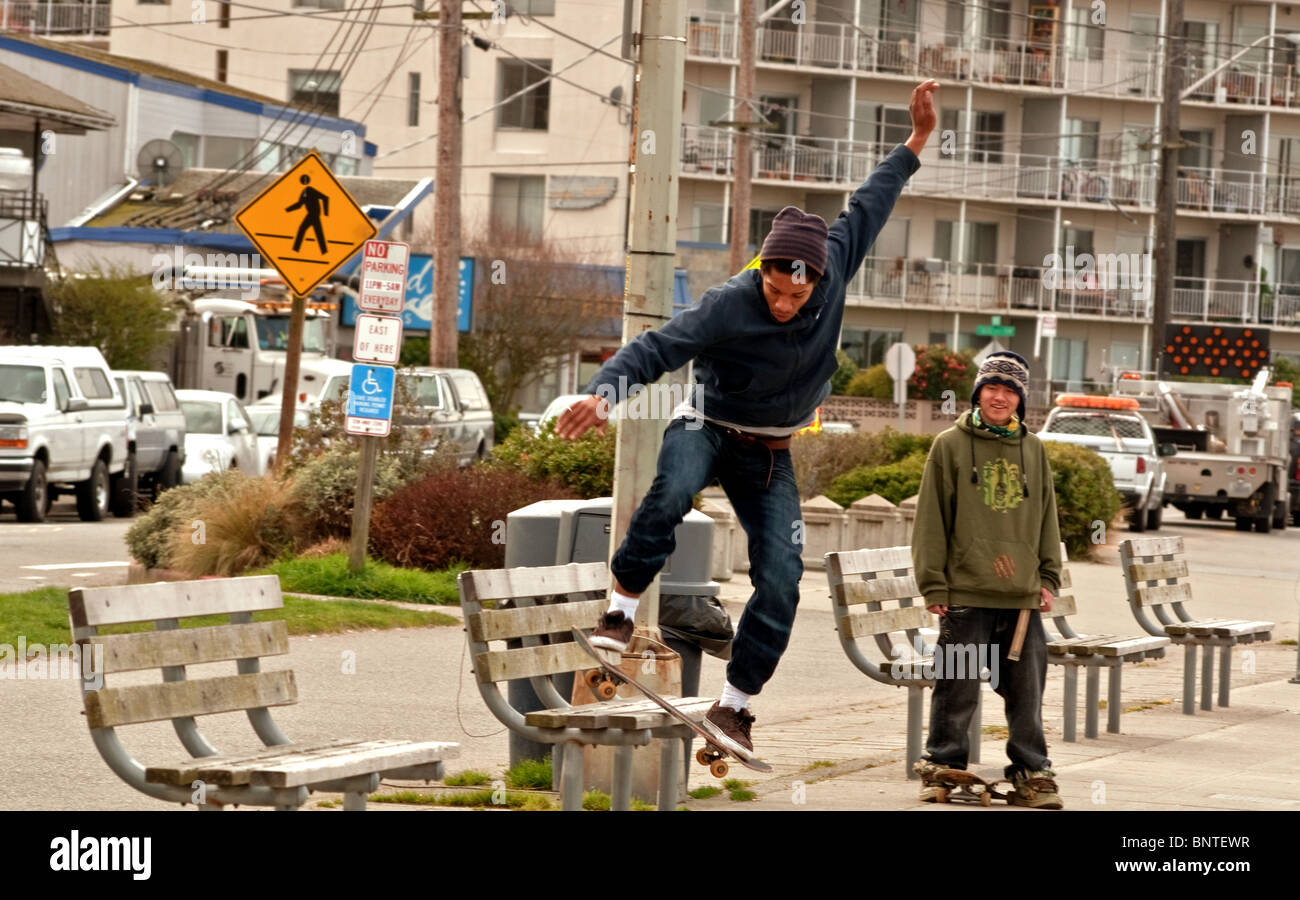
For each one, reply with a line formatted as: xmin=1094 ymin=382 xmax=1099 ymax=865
xmin=107 ymin=3 xmax=411 ymax=29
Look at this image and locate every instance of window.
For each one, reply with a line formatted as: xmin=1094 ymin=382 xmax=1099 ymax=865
xmin=209 ymin=314 xmax=251 ymax=349
xmin=497 ymin=59 xmax=551 ymax=130
xmin=692 ymin=203 xmax=726 ymax=243
xmin=512 ymin=0 xmax=554 ymax=13
xmin=1051 ymin=338 xmax=1087 ymax=385
xmin=841 ymin=328 xmax=903 ymax=368
xmin=181 ymin=401 xmax=222 ymax=435
xmin=144 ymin=381 xmax=180 ymax=413
xmin=0 ymin=366 xmax=46 ymax=404
xmin=73 ymin=367 xmax=114 ymax=400
xmin=935 ymin=220 xmax=998 ymax=273
xmin=51 ymin=369 xmax=70 ymax=409
xmin=929 ymin=331 xmax=979 ymax=351
xmin=171 ymin=131 xmax=200 ymax=168
xmin=218 ymin=1 xmax=230 ymax=28
xmin=491 ymin=174 xmax=545 ymax=241
xmin=289 ymin=69 xmax=342 ymax=117
xmin=1066 ymin=6 xmax=1104 ymax=61
xmin=759 ymin=95 xmax=798 ymax=135
xmin=939 ymin=110 xmax=1004 ymax=163
xmin=227 ymin=401 xmax=250 ymax=432
xmin=748 ymin=207 xmax=781 ymax=249
xmin=408 ymin=72 xmax=421 ymax=127
xmin=216 ymin=50 xmax=228 ymax=83
xmin=1063 ymin=118 xmax=1099 ymax=164
xmin=1109 ymin=341 xmax=1142 ymax=372
xmin=1061 ymin=227 xmax=1094 ymax=258
xmin=698 ymin=91 xmax=729 ymax=126
xmin=203 ymin=136 xmax=255 ymax=169
xmin=1179 ymin=129 xmax=1213 ymax=171
xmin=449 ymin=373 xmax=490 ymax=410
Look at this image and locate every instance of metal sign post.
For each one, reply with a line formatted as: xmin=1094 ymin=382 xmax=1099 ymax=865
xmin=884 ymin=342 xmax=916 ymax=431
xmin=345 ymin=363 xmax=396 ymax=573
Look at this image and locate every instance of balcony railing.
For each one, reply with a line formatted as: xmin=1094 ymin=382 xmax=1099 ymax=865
xmin=686 ymin=10 xmax=1161 ymax=99
xmin=0 ymin=0 xmax=110 ymax=36
xmin=0 ymin=190 xmax=47 ymax=268
xmin=1182 ymin=59 xmax=1300 ymax=110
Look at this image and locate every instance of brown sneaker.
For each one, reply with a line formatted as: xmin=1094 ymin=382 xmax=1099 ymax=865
xmin=1009 ymin=769 xmax=1064 ymax=810
xmin=589 ymin=611 xmax=634 ymax=653
xmin=705 ymin=702 xmax=755 ymax=756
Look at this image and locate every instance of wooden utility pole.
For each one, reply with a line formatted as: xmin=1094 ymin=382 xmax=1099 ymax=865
xmin=432 ymin=0 xmax=463 ymax=367
xmin=612 ymin=0 xmax=687 ymax=633
xmin=274 ymin=292 xmax=306 ymax=473
xmin=728 ymin=0 xmax=756 ymax=274
xmin=1152 ymin=0 xmax=1184 ymax=375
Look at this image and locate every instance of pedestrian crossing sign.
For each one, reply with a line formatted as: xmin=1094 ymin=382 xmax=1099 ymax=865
xmin=235 ymin=150 xmax=377 ymax=297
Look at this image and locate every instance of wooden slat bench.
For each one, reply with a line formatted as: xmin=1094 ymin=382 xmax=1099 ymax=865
xmin=825 ymin=546 xmax=984 ymax=779
xmin=1044 ymin=542 xmax=1169 ymax=740
xmin=1120 ymin=536 xmax=1273 ymax=714
xmin=70 ymin=576 xmax=458 ymax=810
xmin=460 ymin=561 xmax=714 ymax=811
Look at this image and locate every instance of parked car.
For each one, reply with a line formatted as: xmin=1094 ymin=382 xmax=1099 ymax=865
xmin=246 ymin=402 xmax=312 ymax=474
xmin=112 ymin=370 xmax=187 ymax=508
xmin=0 ymin=346 xmax=129 ymax=522
xmin=176 ymin=389 xmax=260 ymax=483
xmin=1038 ymin=393 xmax=1173 ymax=532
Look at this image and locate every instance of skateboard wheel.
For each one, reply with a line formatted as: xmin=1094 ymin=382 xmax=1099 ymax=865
xmin=709 ymin=759 xmax=729 ymax=779
xmin=934 ymin=787 xmax=949 ymax=803
xmin=596 ymin=681 xmax=618 ymax=701
xmin=696 ymin=748 xmax=713 ymax=767
xmin=980 ymin=791 xmax=992 ymax=807
xmin=584 ymin=669 xmax=603 ymax=689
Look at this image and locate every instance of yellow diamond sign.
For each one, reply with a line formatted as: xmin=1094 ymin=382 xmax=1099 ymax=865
xmin=235 ymin=150 xmax=377 ymax=297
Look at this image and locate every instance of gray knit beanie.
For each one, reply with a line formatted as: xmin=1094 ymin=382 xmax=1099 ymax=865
xmin=759 ymin=206 xmax=829 ymax=278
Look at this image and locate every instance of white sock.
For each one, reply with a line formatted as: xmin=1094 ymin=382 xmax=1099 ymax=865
xmin=719 ymin=682 xmax=752 ymax=712
xmin=607 ymin=590 xmax=639 ymax=620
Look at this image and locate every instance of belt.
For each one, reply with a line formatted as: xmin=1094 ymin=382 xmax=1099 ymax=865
xmin=718 ymin=426 xmax=792 ymax=451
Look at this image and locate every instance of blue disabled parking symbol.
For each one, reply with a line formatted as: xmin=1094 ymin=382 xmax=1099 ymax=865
xmin=345 ymin=363 xmax=395 ymax=436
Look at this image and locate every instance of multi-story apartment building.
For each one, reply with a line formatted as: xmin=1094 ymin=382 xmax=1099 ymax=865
xmin=682 ymin=0 xmax=1300 ymax=400
xmin=13 ymin=0 xmax=1300 ymax=404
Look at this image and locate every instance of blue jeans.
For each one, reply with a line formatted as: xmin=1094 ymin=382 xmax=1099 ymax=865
xmin=923 ymin=606 xmax=1052 ymax=779
xmin=610 ymin=418 xmax=804 ymax=696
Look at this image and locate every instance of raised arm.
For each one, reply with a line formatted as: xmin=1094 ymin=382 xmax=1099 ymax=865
xmin=824 ymin=80 xmax=938 ymax=286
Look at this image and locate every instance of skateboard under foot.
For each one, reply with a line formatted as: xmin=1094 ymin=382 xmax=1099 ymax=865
xmin=924 ymin=767 xmax=1009 ymax=806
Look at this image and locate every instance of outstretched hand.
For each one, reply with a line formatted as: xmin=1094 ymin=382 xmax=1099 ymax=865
xmin=555 ymin=394 xmax=611 ymax=441
xmin=905 ymin=79 xmax=940 ymax=156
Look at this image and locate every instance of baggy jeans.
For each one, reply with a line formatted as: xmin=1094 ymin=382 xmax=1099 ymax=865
xmin=923 ymin=605 xmax=1052 ymax=779
xmin=610 ymin=418 xmax=803 ymax=696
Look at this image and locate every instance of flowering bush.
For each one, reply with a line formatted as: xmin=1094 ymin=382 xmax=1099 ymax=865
xmin=908 ymin=344 xmax=977 ymax=402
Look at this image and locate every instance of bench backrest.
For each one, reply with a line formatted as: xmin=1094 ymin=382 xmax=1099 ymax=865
xmin=69 ymin=576 xmax=293 ymax=730
xmin=459 ymin=562 xmax=609 ymax=686
xmin=1118 ymin=535 xmax=1192 ymax=633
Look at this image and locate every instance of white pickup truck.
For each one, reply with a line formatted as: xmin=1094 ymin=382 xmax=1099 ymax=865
xmin=1038 ymin=394 xmax=1176 ymax=532
xmin=0 ymin=347 xmax=130 ymax=522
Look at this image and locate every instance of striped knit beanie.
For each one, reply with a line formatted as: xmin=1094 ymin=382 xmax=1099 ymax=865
xmin=759 ymin=206 xmax=829 ymax=278
xmin=971 ymin=350 xmax=1030 ymax=419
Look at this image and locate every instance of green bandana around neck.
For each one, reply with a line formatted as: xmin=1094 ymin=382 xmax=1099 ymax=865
xmin=973 ymin=408 xmax=1020 ymax=437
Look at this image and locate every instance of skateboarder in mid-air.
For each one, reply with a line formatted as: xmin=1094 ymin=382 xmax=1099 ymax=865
xmin=556 ymin=80 xmax=940 ymax=758
xmin=911 ymin=350 xmax=1065 ymax=809
xmin=287 ymin=174 xmax=329 ymax=254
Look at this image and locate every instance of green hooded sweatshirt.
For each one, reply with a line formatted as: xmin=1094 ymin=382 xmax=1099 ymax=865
xmin=912 ymin=410 xmax=1063 ymax=610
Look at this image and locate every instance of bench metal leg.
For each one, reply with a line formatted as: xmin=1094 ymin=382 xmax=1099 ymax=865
xmin=1201 ymin=641 xmax=1214 ymax=711
xmin=906 ymin=687 xmax=923 ymax=779
xmin=658 ymin=738 xmax=681 ymax=810
xmin=551 ymin=744 xmax=564 ymax=791
xmin=1218 ymin=643 xmax=1232 ymax=708
xmin=1085 ymin=665 xmax=1100 ymax=739
xmin=1062 ymin=664 xmax=1078 ymax=743
xmin=1107 ymin=664 xmax=1122 ymax=734
xmin=560 ymin=742 xmax=584 ymax=811
xmin=611 ymin=746 xmax=634 ymax=811
xmin=1182 ymin=643 xmax=1197 ymax=715
xmin=967 ymin=686 xmax=982 ymax=765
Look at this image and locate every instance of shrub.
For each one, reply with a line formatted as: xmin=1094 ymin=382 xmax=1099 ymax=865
xmin=826 ymin=451 xmax=927 ymax=507
xmin=124 ymin=471 xmax=242 ymax=569
xmin=490 ymin=420 xmax=616 ymax=499
xmin=1043 ymin=440 xmax=1122 ymax=560
xmin=829 ymin=349 xmax=859 ymax=395
xmin=168 ymin=472 xmax=298 ymax=577
xmin=909 ymin=344 xmax=977 ymax=402
xmin=288 ymin=440 xmax=444 ymax=543
xmin=844 ymin=364 xmax=893 ymax=399
xmin=791 ymin=428 xmax=933 ymax=499
xmin=369 ymin=467 xmax=578 ymax=570
xmin=46 ymin=265 xmax=176 ymax=370
xmin=494 ymin=409 xmax=522 ymax=444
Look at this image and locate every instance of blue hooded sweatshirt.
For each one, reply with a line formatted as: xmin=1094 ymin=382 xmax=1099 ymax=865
xmin=583 ymin=143 xmax=922 ymax=429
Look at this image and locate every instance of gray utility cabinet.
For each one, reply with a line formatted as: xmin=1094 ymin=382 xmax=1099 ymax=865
xmin=504 ymin=498 xmax=719 ymax=767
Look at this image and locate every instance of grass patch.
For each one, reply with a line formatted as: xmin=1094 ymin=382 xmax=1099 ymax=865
xmin=315 ymin=799 xmax=340 ymax=809
xmin=370 ymin=789 xmax=544 ymax=809
xmin=1098 ymin=700 xmax=1108 ymax=710
xmin=804 ymin=760 xmax=837 ymax=771
xmin=1281 ymin=639 xmax=1298 ymax=646
xmin=444 ymin=770 xmax=493 ymax=787
xmin=723 ymin=778 xmax=756 ymax=801
xmin=688 ymin=785 xmax=722 ymax=800
xmin=256 ymin=553 xmax=463 ymax=605
xmin=981 ymin=725 xmax=1010 ymax=740
xmin=630 ymin=797 xmax=656 ymax=811
xmin=0 ymin=587 xmax=454 ymax=648
xmin=504 ymin=757 xmax=553 ymax=790
xmin=582 ymin=790 xmax=611 ymax=811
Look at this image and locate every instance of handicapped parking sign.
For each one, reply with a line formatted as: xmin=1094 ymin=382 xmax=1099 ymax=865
xmin=345 ymin=364 xmax=395 ymax=436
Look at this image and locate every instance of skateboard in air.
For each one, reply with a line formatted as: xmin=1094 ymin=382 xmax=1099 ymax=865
xmin=571 ymin=627 xmax=773 ymax=777
xmin=919 ymin=764 xmax=1009 ymax=806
